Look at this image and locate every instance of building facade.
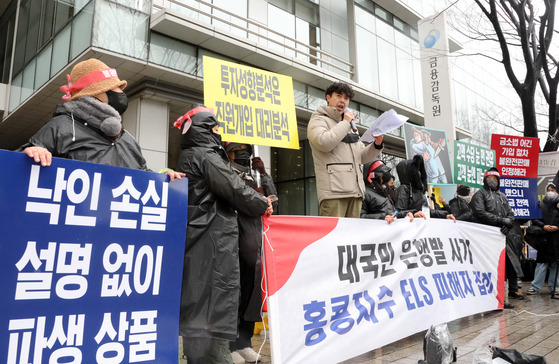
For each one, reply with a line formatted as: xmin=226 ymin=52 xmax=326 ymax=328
xmin=0 ymin=0 xmax=518 ymax=215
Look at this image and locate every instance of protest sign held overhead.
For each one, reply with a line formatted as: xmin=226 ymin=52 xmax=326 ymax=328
xmin=491 ymin=134 xmax=540 ymax=218
xmin=403 ymin=123 xmax=453 ymax=184
xmin=203 ymin=56 xmax=299 ymax=149
xmin=453 ymin=140 xmax=496 ymax=188
xmin=0 ymin=150 xmax=188 ymax=363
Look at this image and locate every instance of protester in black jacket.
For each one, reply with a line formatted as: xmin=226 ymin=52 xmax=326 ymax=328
xmin=17 ymin=58 xmax=182 ymax=180
xmin=447 ymin=185 xmax=474 ymax=222
xmin=225 ymin=142 xmax=278 ymax=363
xmin=382 ymin=172 xmax=397 ymax=205
xmin=470 ymin=167 xmax=524 ymax=300
xmin=394 ymin=155 xmax=455 ymax=221
xmin=526 ymin=183 xmax=559 ymax=295
xmin=361 ymin=160 xmax=413 ymax=222
xmin=175 ymin=106 xmax=272 ymax=364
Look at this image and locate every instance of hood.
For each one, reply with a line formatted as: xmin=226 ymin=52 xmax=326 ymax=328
xmin=482 ymin=167 xmax=500 ymax=190
xmin=179 ymin=109 xmax=222 ymax=150
xmin=53 ymin=104 xmax=68 ymax=117
xmin=396 ymin=155 xmax=427 ymax=192
xmin=224 ymin=142 xmax=253 ymax=155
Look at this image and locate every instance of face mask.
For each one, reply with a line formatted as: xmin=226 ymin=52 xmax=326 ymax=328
xmin=234 ymin=149 xmax=251 ymax=167
xmin=106 ymin=90 xmax=128 ymax=115
xmin=458 ymin=195 xmax=472 ymax=204
xmin=487 ymin=179 xmax=498 ymax=190
xmin=546 ymin=191 xmax=558 ymax=200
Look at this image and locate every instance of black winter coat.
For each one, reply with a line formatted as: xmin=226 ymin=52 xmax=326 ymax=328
xmin=361 ymin=181 xmax=405 ymax=219
xmin=394 ymin=157 xmax=449 ymax=219
xmin=233 ymin=166 xmax=278 ymax=322
xmin=448 ymin=197 xmax=473 ymax=222
xmin=470 ymin=174 xmax=523 ymax=277
xmin=176 ymin=114 xmax=269 ymax=341
xmin=17 ymin=105 xmax=148 ymax=170
xmin=531 ymin=195 xmax=559 ymax=263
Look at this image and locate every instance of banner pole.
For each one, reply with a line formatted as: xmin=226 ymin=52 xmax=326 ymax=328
xmin=254 ymin=144 xmax=261 ymax=187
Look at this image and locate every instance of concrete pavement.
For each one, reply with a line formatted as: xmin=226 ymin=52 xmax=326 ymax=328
xmin=179 ymin=284 xmax=559 ymax=363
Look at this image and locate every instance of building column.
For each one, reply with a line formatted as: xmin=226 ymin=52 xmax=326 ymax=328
xmin=122 ymin=97 xmax=170 ymax=172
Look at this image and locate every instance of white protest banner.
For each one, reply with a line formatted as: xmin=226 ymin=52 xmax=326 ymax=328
xmin=263 ymin=216 xmax=505 ymax=364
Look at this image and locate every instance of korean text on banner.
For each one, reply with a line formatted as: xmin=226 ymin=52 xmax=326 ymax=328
xmin=490 ymin=134 xmax=539 ymax=178
xmin=203 ymin=56 xmax=299 ymax=149
xmin=453 ymin=140 xmax=496 ymax=188
xmin=491 ymin=134 xmax=540 ymax=218
xmin=263 ymin=216 xmax=505 ymax=364
xmin=0 ymin=150 xmax=188 ymax=363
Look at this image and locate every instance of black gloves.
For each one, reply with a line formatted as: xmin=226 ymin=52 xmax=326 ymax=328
xmin=500 ymin=225 xmax=511 ymax=235
xmin=502 ymin=218 xmax=513 ymax=229
xmin=251 ymin=157 xmax=266 ymax=175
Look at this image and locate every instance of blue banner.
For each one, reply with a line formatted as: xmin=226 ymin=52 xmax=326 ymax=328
xmin=499 ymin=177 xmax=541 ymax=219
xmin=0 ymin=150 xmax=188 ymax=363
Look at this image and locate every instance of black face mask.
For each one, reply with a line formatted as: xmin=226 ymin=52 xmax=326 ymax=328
xmin=106 ymin=90 xmax=128 ymax=115
xmin=234 ymin=149 xmax=251 ymax=167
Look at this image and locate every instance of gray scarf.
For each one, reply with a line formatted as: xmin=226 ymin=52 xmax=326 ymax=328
xmin=63 ymin=96 xmax=122 ymax=137
xmin=231 ymin=161 xmax=254 ymax=182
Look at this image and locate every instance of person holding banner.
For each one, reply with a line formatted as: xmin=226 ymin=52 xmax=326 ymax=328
xmin=174 ymin=105 xmax=273 ymax=364
xmin=225 ymin=142 xmax=278 ymax=364
xmin=447 ymin=185 xmax=474 ymax=222
xmin=394 ymin=155 xmax=456 ymax=221
xmin=17 ymin=58 xmax=183 ymax=180
xmin=382 ymin=172 xmax=397 ymax=205
xmin=361 ymin=160 xmax=414 ymax=222
xmin=308 ymin=81 xmax=384 ymax=218
xmin=471 ymin=167 xmax=525 ymax=300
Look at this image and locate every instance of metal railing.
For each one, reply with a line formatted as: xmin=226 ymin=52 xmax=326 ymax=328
xmin=151 ymin=0 xmax=353 ymax=77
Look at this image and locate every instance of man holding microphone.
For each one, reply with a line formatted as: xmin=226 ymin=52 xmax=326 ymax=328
xmin=307 ymin=81 xmax=384 ymax=218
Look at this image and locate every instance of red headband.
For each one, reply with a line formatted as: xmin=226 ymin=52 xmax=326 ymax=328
xmin=367 ymin=160 xmax=385 ymax=183
xmin=484 ymin=170 xmax=500 ymax=178
xmin=60 ymin=68 xmax=119 ymax=101
xmin=174 ymin=107 xmax=215 ymax=134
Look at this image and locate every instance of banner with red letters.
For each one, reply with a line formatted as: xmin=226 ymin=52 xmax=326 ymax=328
xmin=263 ymin=216 xmax=505 ymax=364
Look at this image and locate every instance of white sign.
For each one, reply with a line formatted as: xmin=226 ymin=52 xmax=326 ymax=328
xmin=263 ymin=216 xmax=505 ymax=364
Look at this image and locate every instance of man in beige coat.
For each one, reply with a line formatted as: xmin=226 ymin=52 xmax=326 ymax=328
xmin=308 ymin=81 xmax=384 ymax=218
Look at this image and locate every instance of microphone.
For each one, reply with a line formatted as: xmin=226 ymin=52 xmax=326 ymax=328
xmin=344 ymin=108 xmax=358 ymax=132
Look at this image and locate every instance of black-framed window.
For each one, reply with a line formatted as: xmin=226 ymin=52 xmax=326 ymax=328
xmin=271 ymin=139 xmax=318 ymax=216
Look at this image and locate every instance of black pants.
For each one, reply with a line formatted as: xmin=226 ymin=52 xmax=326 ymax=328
xmin=183 ymin=337 xmax=233 ymax=364
xmin=506 ymin=255 xmax=519 ymax=293
xmin=230 ymin=320 xmax=255 ymax=351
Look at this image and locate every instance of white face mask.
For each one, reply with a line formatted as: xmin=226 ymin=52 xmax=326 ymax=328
xmin=458 ymin=195 xmax=472 ymax=204
xmin=546 ymin=191 xmax=558 ymax=200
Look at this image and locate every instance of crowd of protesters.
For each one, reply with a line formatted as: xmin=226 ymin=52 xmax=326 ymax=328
xmin=16 ymin=61 xmax=559 ymax=364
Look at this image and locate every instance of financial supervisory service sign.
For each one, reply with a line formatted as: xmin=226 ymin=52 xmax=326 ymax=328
xmin=203 ymin=56 xmax=299 ymax=149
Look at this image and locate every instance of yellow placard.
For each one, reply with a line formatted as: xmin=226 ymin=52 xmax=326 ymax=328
xmin=203 ymin=56 xmax=299 ymax=149
xmin=432 ymin=187 xmax=443 ymax=208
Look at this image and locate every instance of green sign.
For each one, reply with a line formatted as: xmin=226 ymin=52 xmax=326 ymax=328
xmin=453 ymin=140 xmax=495 ymax=187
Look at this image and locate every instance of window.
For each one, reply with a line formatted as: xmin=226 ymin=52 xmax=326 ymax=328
xmin=268 ymin=0 xmax=320 ymax=64
xmin=272 ymin=140 xmax=317 ymax=215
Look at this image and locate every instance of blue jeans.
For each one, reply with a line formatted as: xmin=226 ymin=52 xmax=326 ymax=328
xmin=530 ymin=262 xmax=559 ymax=291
